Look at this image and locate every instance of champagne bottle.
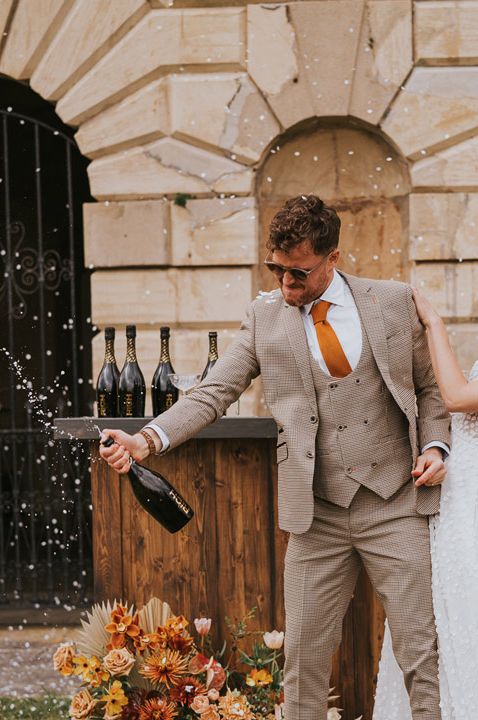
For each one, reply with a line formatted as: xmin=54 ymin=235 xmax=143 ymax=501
xmin=96 ymin=327 xmax=120 ymax=417
xmin=119 ymin=325 xmax=146 ymax=417
xmin=151 ymin=327 xmax=178 ymax=415
xmin=102 ymin=436 xmax=194 ymax=533
xmin=201 ymin=331 xmax=219 ymax=381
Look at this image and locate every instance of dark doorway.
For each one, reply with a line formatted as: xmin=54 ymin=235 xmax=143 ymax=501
xmin=0 ymin=78 xmax=94 ymax=613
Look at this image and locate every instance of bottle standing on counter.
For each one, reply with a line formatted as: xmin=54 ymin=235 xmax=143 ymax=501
xmin=119 ymin=325 xmax=146 ymax=417
xmin=101 ymin=436 xmax=194 ymax=533
xmin=151 ymin=326 xmax=178 ymax=415
xmin=201 ymin=331 xmax=219 ymax=381
xmin=96 ymin=327 xmax=120 ymax=417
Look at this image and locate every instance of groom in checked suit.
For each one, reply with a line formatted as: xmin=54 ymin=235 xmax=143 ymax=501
xmin=101 ymin=195 xmax=450 ymax=720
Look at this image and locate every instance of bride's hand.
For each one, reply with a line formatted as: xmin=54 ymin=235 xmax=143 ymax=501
xmin=412 ymin=287 xmax=441 ymax=329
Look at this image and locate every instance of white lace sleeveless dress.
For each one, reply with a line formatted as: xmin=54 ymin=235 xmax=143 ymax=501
xmin=373 ymin=361 xmax=478 ymax=720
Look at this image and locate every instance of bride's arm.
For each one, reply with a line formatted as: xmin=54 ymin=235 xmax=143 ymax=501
xmin=413 ymin=288 xmax=478 ymax=413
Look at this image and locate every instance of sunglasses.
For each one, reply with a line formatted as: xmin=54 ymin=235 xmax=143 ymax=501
xmin=264 ymin=254 xmax=327 ymax=283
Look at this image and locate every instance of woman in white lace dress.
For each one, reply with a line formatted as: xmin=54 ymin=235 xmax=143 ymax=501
xmin=373 ymin=288 xmax=478 ymax=720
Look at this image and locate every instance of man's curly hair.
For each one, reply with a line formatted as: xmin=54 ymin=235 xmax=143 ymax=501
xmin=268 ymin=195 xmax=341 ymax=255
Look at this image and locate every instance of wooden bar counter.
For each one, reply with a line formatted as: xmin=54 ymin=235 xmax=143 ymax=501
xmin=55 ymin=417 xmax=384 ymax=720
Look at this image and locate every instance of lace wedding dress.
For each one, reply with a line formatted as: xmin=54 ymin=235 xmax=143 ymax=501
xmin=373 ymin=361 xmax=478 ymax=720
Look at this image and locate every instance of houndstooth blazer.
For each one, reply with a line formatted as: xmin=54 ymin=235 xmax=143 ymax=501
xmin=156 ymin=272 xmax=451 ymax=533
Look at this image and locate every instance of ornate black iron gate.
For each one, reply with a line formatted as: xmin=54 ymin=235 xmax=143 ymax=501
xmin=0 ymin=89 xmax=94 ymax=609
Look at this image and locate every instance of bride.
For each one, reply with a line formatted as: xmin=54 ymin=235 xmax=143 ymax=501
xmin=372 ymin=288 xmax=478 ymax=720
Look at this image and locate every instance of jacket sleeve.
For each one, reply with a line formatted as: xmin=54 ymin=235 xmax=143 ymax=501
xmin=149 ymin=302 xmax=260 ymax=450
xmin=406 ymin=285 xmax=451 ymax=450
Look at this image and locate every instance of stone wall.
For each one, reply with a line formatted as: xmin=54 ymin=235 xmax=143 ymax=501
xmin=1 ymin=0 xmax=477 ymax=412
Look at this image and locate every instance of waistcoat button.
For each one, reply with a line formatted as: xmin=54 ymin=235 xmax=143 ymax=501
xmin=371 ymin=461 xmax=378 ymax=468
xmin=306 ymin=451 xmax=314 ymax=459
xmin=355 ymin=378 xmax=361 ymax=384
xmin=310 ymin=415 xmax=317 ymax=423
xmin=347 ymin=466 xmax=353 ymax=473
xmin=329 ymin=383 xmax=337 ymax=389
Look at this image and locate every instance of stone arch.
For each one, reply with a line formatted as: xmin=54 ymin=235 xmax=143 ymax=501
xmin=256 ymin=117 xmax=411 ymax=292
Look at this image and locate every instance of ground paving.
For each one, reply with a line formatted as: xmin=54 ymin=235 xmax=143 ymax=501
xmin=0 ymin=626 xmax=81 ymax=697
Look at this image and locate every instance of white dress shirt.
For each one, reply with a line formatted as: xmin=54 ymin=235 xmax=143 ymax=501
xmin=147 ymin=269 xmax=448 ymax=456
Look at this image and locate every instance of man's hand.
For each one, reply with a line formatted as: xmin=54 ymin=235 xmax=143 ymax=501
xmin=99 ymin=429 xmax=154 ymax=474
xmin=412 ymin=447 xmax=446 ymax=487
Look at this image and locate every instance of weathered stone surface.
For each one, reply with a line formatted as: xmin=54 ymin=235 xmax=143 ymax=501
xmin=75 ymin=80 xmax=169 ymax=159
xmin=415 ymin=1 xmax=478 ymax=63
xmin=349 ymin=0 xmax=412 ymax=124
xmin=248 ymin=1 xmax=364 ymax=128
xmin=411 ymin=136 xmax=478 ymax=189
xmin=56 ymin=8 xmax=246 ymax=125
xmin=446 ymin=323 xmax=478 ymax=374
xmin=382 ymin=67 xmax=478 ymax=158
xmin=170 ymin=197 xmax=256 ymax=265
xmin=410 ymin=193 xmax=478 ymax=261
xmin=30 ymin=0 xmax=148 ymax=101
xmin=91 ymin=267 xmax=252 ymax=326
xmin=168 ymin=73 xmax=280 ymax=164
xmin=84 ymin=200 xmax=170 ymax=267
xmin=0 ymin=0 xmax=71 ymax=80
xmin=412 ymin=262 xmax=478 ymax=318
xmin=87 ymin=138 xmax=254 ymax=200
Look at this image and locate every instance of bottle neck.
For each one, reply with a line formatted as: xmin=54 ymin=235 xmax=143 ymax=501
xmin=126 ymin=337 xmax=137 ymax=362
xmin=105 ymin=339 xmax=116 ymax=363
xmin=160 ymin=336 xmax=171 ymax=363
xmin=208 ymin=335 xmax=218 ymax=362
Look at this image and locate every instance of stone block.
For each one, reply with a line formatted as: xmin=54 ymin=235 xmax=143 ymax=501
xmin=170 ymin=197 xmax=257 ymax=265
xmin=410 ymin=193 xmax=478 ymax=261
xmin=382 ymin=67 xmax=478 ymax=158
xmin=176 ymin=267 xmax=252 ymax=323
xmin=84 ymin=200 xmax=170 ymax=267
xmin=91 ymin=267 xmax=252 ymax=327
xmin=411 ymin=136 xmax=478 ymax=190
xmin=415 ymin=1 xmax=478 ymax=63
xmin=87 ymin=138 xmax=254 ymax=200
xmin=349 ymin=0 xmax=412 ymax=124
xmin=75 ymin=80 xmax=169 ymax=159
xmin=411 ymin=262 xmax=478 ymax=319
xmin=0 ymin=0 xmax=72 ymax=80
xmin=247 ymin=1 xmax=364 ymax=128
xmin=446 ymin=323 xmax=478 ymax=375
xmin=168 ymin=73 xmax=280 ymax=164
xmin=56 ymin=8 xmax=246 ymax=125
xmin=30 ymin=0 xmax=148 ymax=101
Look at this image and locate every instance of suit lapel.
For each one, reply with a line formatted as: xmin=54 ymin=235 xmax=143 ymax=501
xmin=282 ymin=303 xmax=318 ymax=415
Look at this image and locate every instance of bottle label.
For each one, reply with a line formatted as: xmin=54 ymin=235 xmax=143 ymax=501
xmin=165 ymin=393 xmax=174 ymax=409
xmin=168 ymin=488 xmax=190 ymax=515
xmin=98 ymin=393 xmax=107 ymax=417
xmin=125 ymin=392 xmax=134 ymax=416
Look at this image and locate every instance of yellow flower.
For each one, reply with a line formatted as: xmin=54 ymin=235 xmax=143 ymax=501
xmin=246 ymin=668 xmax=273 ymax=687
xmin=218 ymin=689 xmax=254 ymax=720
xmin=73 ymin=656 xmax=91 ymax=678
xmin=103 ymin=680 xmax=128 ymax=717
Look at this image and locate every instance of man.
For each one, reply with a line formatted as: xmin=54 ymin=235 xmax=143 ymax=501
xmin=100 ymin=195 xmax=450 ymax=720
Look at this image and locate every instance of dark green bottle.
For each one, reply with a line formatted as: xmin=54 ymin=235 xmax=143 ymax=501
xmin=119 ymin=325 xmax=146 ymax=417
xmin=96 ymin=327 xmax=120 ymax=417
xmin=151 ymin=327 xmax=178 ymax=415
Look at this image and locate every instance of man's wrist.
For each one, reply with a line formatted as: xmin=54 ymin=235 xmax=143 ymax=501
xmin=134 ymin=432 xmax=152 ymax=461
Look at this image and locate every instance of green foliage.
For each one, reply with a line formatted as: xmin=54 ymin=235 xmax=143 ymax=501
xmin=0 ymin=695 xmax=69 ymax=719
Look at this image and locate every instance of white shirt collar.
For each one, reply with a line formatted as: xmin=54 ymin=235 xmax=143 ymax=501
xmin=302 ymin=270 xmax=347 ymax=314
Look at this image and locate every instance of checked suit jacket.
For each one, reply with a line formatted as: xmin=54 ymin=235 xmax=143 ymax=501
xmin=156 ymin=272 xmax=451 ymax=534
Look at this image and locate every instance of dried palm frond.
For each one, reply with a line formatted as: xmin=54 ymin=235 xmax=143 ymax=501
xmin=77 ymin=599 xmax=135 ymax=657
xmin=138 ymin=597 xmax=173 ymax=634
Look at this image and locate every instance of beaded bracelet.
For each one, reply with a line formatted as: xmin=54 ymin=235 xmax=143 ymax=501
xmin=139 ymin=429 xmax=156 ymax=457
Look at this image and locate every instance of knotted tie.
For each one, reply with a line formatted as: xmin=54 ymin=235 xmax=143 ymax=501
xmin=311 ymin=300 xmax=352 ymax=378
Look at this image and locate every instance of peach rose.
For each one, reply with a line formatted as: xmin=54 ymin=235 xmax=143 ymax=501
xmin=190 ymin=695 xmax=210 ymax=713
xmin=201 ymin=707 xmax=220 ymax=720
xmin=207 ymin=689 xmax=220 ymax=702
xmin=53 ymin=644 xmax=75 ymax=676
xmin=68 ymin=689 xmax=97 ymax=719
xmin=103 ymin=647 xmax=136 ymax=677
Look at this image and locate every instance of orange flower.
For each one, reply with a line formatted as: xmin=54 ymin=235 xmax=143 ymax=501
xmin=105 ymin=604 xmax=140 ymax=650
xmin=218 ymin=690 xmax=254 ymax=720
xmin=201 ymin=707 xmax=220 ymax=720
xmin=170 ymin=676 xmax=207 ymax=706
xmin=189 ymin=654 xmax=226 ymax=691
xmin=53 ymin=644 xmax=75 ymax=676
xmin=138 ymin=697 xmax=178 ymax=720
xmin=140 ymin=649 xmax=188 ymax=688
xmin=134 ymin=630 xmax=165 ymax=654
xmin=246 ymin=668 xmax=273 ymax=687
xmin=163 ymin=615 xmax=194 ymax=653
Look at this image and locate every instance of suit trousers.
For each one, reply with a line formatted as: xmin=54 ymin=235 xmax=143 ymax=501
xmin=284 ymin=482 xmax=440 ymax=720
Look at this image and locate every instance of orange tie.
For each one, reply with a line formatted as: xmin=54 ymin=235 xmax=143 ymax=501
xmin=311 ymin=300 xmax=352 ymax=378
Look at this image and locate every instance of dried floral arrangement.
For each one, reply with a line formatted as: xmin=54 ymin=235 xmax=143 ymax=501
xmin=53 ymin=597 xmax=350 ymax=720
